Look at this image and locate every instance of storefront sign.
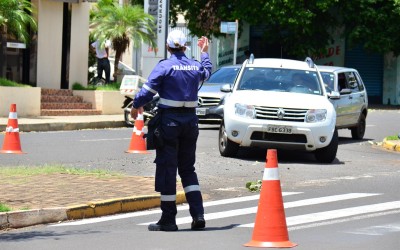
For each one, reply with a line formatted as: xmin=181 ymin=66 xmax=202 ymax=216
xmin=220 ymin=22 xmax=237 ymax=34
xmin=313 ymin=38 xmax=345 ymax=66
xmin=142 ymin=0 xmax=168 ymax=78
xmin=6 ymin=42 xmax=26 ymax=49
xmin=143 ymin=0 xmax=167 ymax=57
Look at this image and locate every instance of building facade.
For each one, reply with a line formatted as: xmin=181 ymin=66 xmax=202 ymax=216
xmin=0 ymin=1 xmax=399 ymax=105
xmin=0 ymin=0 xmax=90 ymax=90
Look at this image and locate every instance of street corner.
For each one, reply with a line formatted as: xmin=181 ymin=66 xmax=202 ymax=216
xmin=382 ymin=138 xmax=400 ymax=152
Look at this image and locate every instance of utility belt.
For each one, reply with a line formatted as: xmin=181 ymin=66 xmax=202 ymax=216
xmin=146 ymin=107 xmax=196 ymax=150
xmin=161 ymin=107 xmax=196 ymax=114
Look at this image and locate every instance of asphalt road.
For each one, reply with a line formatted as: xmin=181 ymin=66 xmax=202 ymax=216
xmin=0 ymin=109 xmax=399 ymax=249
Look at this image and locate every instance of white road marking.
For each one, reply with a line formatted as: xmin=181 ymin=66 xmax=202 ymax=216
xmin=50 ymin=193 xmax=300 ymax=227
xmin=139 ymin=193 xmax=379 ymax=226
xmin=240 ymin=201 xmax=400 ymax=228
xmin=343 ymin=222 xmax=400 ymax=236
xmin=289 ymin=210 xmax=400 ymax=231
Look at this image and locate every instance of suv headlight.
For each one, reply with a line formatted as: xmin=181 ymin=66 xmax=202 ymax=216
xmin=235 ymin=103 xmax=256 ymax=118
xmin=306 ymin=109 xmax=327 ymax=123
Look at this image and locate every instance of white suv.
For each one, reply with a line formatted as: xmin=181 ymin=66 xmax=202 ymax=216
xmin=318 ymin=66 xmax=368 ymax=139
xmin=219 ymin=57 xmax=338 ymax=163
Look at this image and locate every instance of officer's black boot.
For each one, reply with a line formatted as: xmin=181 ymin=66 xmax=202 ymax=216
xmin=148 ymin=218 xmax=178 ymax=231
xmin=185 ymin=190 xmax=206 ymax=230
xmin=148 ymin=200 xmax=178 ymax=231
xmin=191 ymin=214 xmax=205 ymax=230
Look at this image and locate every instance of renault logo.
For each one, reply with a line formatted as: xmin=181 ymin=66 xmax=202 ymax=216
xmin=277 ymin=108 xmax=285 ymax=119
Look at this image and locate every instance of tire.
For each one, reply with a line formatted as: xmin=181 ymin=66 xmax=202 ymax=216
xmin=351 ymin=113 xmax=366 ymax=140
xmin=219 ymin=122 xmax=239 ymax=157
xmin=315 ymin=129 xmax=338 ymax=163
xmin=124 ymin=106 xmax=134 ymax=127
xmin=89 ymin=77 xmax=106 ymax=86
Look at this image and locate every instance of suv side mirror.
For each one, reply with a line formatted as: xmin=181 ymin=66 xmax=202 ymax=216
xmin=340 ymin=88 xmax=352 ymax=95
xmin=221 ymin=84 xmax=232 ymax=93
xmin=328 ymin=91 xmax=340 ymax=99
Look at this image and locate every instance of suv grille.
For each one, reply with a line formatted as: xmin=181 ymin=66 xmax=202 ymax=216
xmin=198 ymin=96 xmax=220 ymax=107
xmin=254 ymin=106 xmax=307 ymax=122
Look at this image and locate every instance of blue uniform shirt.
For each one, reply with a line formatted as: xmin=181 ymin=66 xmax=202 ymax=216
xmin=133 ymin=52 xmax=212 ymax=109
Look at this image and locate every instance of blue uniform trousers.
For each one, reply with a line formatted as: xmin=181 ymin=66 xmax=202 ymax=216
xmin=154 ymin=111 xmax=204 ymax=223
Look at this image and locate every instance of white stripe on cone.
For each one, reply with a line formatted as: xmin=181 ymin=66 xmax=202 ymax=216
xmin=263 ymin=168 xmax=280 ymax=181
xmin=5 ymin=126 xmax=19 ymax=133
xmin=8 ymin=112 xmax=18 ymax=119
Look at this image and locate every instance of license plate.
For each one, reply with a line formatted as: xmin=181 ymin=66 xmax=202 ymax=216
xmin=196 ymin=108 xmax=206 ymax=116
xmin=266 ymin=125 xmax=292 ymax=134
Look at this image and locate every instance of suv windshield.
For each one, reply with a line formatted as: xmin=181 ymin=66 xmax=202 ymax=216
xmin=206 ymin=67 xmax=240 ymax=84
xmin=237 ymin=67 xmax=322 ymax=95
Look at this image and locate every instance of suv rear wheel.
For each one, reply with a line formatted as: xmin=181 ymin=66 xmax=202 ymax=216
xmin=315 ymin=129 xmax=338 ymax=163
xmin=219 ymin=122 xmax=239 ymax=157
xmin=351 ymin=113 xmax=366 ymax=140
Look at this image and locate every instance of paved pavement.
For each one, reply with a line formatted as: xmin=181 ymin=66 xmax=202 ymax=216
xmin=0 ymin=109 xmax=399 ymax=230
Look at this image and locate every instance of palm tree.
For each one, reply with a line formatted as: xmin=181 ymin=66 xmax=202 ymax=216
xmin=91 ymin=0 xmax=157 ymax=82
xmin=0 ymin=0 xmax=37 ymax=43
xmin=0 ymin=0 xmax=37 ymax=80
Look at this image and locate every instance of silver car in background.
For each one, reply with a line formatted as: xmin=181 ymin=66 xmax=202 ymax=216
xmin=196 ymin=65 xmax=241 ymax=122
xmin=319 ymin=66 xmax=368 ymax=139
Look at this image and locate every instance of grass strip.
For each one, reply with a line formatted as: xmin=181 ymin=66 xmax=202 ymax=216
xmin=0 ymin=165 xmax=124 ymax=178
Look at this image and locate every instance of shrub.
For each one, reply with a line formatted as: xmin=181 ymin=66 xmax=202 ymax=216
xmin=0 ymin=78 xmax=31 ymax=87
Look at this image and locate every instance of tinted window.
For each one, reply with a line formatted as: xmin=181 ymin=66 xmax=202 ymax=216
xmin=320 ymin=72 xmax=334 ymax=92
xmin=238 ymin=67 xmax=322 ymax=95
xmin=206 ymin=67 xmax=240 ymax=84
xmin=338 ymin=71 xmax=363 ymax=93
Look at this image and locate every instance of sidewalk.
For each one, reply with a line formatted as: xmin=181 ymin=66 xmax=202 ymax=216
xmin=0 ymin=114 xmax=126 ymax=132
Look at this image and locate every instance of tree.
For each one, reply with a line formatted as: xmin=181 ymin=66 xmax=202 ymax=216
xmin=338 ymin=0 xmax=400 ymax=55
xmin=91 ymin=0 xmax=156 ymax=82
xmin=0 ymin=0 xmax=37 ymax=43
xmin=170 ymin=0 xmax=400 ymax=58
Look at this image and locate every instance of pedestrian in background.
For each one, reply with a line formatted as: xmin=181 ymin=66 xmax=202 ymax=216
xmin=130 ymin=30 xmax=212 ymax=231
xmin=91 ymin=39 xmax=111 ymax=84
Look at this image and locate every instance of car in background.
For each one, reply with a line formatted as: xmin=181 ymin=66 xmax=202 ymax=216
xmin=219 ymin=57 xmax=338 ymax=163
xmin=196 ymin=65 xmax=241 ymax=122
xmin=319 ymin=66 xmax=368 ymax=139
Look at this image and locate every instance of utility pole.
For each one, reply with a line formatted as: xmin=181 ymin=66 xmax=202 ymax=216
xmin=233 ymin=19 xmax=239 ymax=65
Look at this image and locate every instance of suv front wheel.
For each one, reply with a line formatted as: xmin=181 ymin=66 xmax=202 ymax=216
xmin=351 ymin=113 xmax=366 ymax=140
xmin=314 ymin=129 xmax=338 ymax=163
xmin=219 ymin=122 xmax=239 ymax=157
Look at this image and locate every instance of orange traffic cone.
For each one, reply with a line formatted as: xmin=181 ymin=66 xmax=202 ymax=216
xmin=244 ymin=149 xmax=296 ymax=248
xmin=0 ymin=104 xmax=25 ymax=154
xmin=125 ymin=113 xmax=149 ymax=154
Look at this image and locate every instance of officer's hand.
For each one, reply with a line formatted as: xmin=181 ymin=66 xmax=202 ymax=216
xmin=198 ymin=36 xmax=209 ymax=53
xmin=130 ymin=106 xmax=144 ymax=120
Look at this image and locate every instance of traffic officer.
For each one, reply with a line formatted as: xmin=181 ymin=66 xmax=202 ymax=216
xmin=131 ymin=29 xmax=212 ymax=231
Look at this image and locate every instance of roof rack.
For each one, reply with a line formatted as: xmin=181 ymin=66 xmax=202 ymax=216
xmin=248 ymin=53 xmax=255 ymax=64
xmin=305 ymin=57 xmax=315 ymax=68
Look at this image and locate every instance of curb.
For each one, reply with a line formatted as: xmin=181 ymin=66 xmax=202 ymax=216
xmin=0 ymin=192 xmax=186 ymax=230
xmin=382 ymin=139 xmax=400 ymax=152
xmin=0 ymin=121 xmax=126 ymax=133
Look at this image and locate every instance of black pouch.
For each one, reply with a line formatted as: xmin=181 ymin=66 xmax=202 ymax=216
xmin=146 ymin=112 xmax=163 ymax=150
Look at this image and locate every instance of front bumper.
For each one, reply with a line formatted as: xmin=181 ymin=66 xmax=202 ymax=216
xmin=196 ymin=105 xmax=224 ymax=121
xmin=224 ymin=116 xmax=336 ymax=151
